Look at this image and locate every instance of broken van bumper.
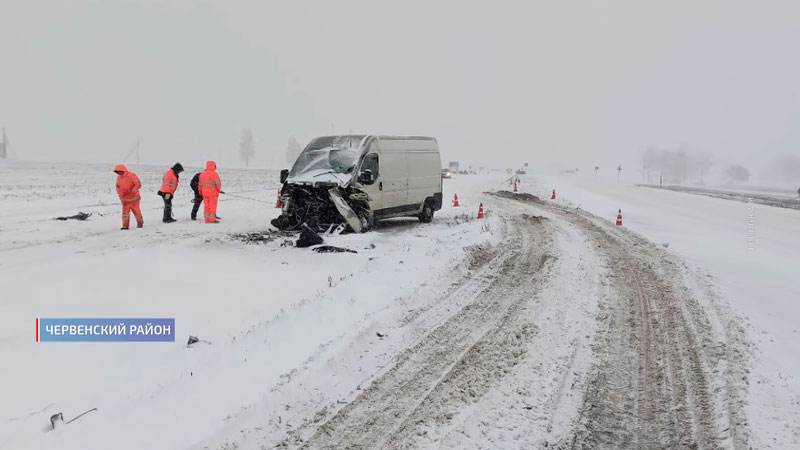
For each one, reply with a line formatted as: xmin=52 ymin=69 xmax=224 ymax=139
xmin=270 ymin=183 xmax=371 ymax=233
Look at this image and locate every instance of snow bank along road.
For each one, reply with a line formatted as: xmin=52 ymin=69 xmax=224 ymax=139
xmin=209 ymin=191 xmax=750 ymax=450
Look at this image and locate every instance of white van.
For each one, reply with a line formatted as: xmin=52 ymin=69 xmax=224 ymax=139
xmin=272 ymin=135 xmax=443 ymax=233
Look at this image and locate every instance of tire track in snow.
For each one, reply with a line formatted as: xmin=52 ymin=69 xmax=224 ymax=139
xmin=395 ymin=202 xmax=608 ymax=449
xmin=297 ymin=213 xmax=556 ymax=449
xmin=544 ymin=206 xmax=749 ymax=450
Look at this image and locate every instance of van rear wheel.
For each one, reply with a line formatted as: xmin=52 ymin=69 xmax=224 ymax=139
xmin=419 ymin=201 xmax=434 ymax=223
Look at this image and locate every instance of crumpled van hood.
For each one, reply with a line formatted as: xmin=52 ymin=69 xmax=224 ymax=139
xmin=286 ymin=169 xmax=352 ymax=187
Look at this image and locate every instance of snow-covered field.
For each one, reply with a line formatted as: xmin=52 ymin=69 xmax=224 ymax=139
xmin=2 ymin=161 xmax=798 ymax=449
xmin=0 ymin=161 xmax=500 ymax=449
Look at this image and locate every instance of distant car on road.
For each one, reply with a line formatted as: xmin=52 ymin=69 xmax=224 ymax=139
xmin=441 ymin=168 xmax=452 ymax=179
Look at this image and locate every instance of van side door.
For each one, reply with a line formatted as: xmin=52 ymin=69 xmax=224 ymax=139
xmin=379 ymin=151 xmax=408 ymax=215
xmin=407 ymin=150 xmax=441 ymax=210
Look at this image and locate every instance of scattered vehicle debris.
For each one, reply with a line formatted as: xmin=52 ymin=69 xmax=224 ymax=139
xmin=296 ymin=224 xmax=324 ymax=248
xmin=54 ymin=211 xmax=92 ymax=221
xmin=272 ymin=135 xmax=443 ymax=233
xmin=49 ymin=413 xmax=63 ymax=430
xmin=230 ymin=230 xmax=281 ymax=244
xmin=323 ymin=223 xmax=346 ymax=236
xmin=187 ymin=335 xmax=212 ymax=347
xmin=49 ymin=408 xmax=98 ymax=430
xmin=313 ymin=245 xmax=358 ymax=254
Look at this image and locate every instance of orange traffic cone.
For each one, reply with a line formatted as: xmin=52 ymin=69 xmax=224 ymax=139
xmin=453 ymin=193 xmax=461 ymax=207
xmin=615 ymin=209 xmax=623 ymax=226
xmin=550 ymin=189 xmax=556 ymax=200
xmin=275 ymin=190 xmax=282 ymax=208
xmin=513 ymin=179 xmax=519 ymax=193
xmin=477 ymin=203 xmax=485 ymax=219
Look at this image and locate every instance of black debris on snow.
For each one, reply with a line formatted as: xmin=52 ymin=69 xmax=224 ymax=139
xmin=313 ymin=245 xmax=358 ymax=254
xmin=296 ymin=224 xmax=324 ymax=248
xmin=55 ymin=212 xmax=92 ymax=221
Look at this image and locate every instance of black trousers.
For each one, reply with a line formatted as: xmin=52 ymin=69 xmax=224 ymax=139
xmin=162 ymin=195 xmax=173 ymax=221
xmin=191 ymin=193 xmax=203 ymax=219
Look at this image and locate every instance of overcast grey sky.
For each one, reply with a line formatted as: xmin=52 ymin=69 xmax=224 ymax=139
xmin=1 ymin=0 xmax=799 ymax=172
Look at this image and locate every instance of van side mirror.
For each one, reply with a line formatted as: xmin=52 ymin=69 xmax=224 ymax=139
xmin=280 ymin=169 xmax=289 ymax=184
xmin=359 ymin=169 xmax=375 ymax=185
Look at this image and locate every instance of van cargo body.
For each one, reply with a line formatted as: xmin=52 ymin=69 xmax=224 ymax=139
xmin=272 ymin=135 xmax=443 ymax=233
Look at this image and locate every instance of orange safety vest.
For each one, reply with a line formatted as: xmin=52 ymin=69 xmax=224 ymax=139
xmin=198 ymin=161 xmax=221 ymax=197
xmin=114 ymin=164 xmax=142 ymax=203
xmin=160 ymin=168 xmax=179 ymax=195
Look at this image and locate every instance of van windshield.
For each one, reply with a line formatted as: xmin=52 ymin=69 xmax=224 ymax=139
xmin=289 ymin=136 xmax=366 ymax=177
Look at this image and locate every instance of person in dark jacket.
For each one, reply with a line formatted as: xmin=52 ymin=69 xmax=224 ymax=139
xmin=190 ymin=172 xmax=203 ymax=220
xmin=157 ymin=163 xmax=184 ymax=223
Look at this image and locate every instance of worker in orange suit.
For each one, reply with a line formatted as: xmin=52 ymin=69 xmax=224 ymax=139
xmin=113 ymin=164 xmax=144 ymax=230
xmin=157 ymin=162 xmax=183 ymax=223
xmin=198 ymin=160 xmax=222 ymax=223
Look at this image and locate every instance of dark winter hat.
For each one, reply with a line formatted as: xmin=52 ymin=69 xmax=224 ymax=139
xmin=172 ymin=162 xmax=184 ymax=174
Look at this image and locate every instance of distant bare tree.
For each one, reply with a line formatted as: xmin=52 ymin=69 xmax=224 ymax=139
xmin=641 ymin=147 xmax=713 ymax=185
xmin=239 ymin=128 xmax=254 ymax=167
xmin=641 ymin=147 xmax=659 ymax=183
xmin=286 ymin=136 xmax=302 ymax=165
xmin=671 ymin=149 xmax=689 ymax=184
xmin=726 ymin=164 xmax=750 ymax=182
xmin=690 ymin=152 xmax=713 ymax=184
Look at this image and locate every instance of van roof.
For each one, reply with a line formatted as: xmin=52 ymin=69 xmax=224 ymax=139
xmin=306 ymin=135 xmax=438 ymax=153
xmin=314 ymin=135 xmax=436 ymax=142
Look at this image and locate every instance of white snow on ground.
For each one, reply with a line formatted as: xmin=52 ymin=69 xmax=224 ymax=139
xmin=2 ymin=161 xmax=798 ymax=449
xmin=518 ymin=171 xmax=800 ymax=449
xmin=0 ymin=161 xmax=499 ymax=450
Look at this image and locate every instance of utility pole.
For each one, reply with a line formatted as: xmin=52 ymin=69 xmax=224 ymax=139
xmin=0 ymin=127 xmax=7 ymax=159
xmin=122 ymin=140 xmax=140 ymax=164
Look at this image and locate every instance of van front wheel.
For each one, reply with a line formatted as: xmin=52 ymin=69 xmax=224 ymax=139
xmin=419 ymin=201 xmax=434 ymax=223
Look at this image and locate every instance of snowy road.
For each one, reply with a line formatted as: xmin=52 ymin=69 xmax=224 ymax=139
xmin=542 ymin=198 xmax=749 ymax=450
xmin=638 ymin=184 xmax=800 ymax=211
xmin=299 ymin=210 xmax=555 ymax=449
xmin=228 ymin=192 xmax=750 ymax=450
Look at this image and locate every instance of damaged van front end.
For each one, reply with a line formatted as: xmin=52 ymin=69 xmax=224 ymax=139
xmin=271 ymin=136 xmax=372 ymax=233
